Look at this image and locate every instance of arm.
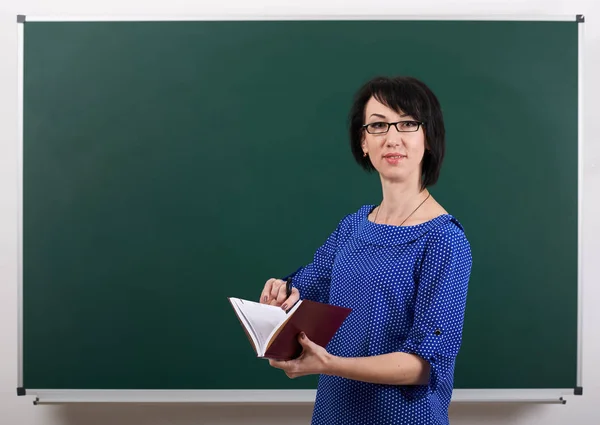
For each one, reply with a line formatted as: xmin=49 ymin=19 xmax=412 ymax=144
xmin=263 ymin=215 xmax=350 ymax=306
xmin=396 ymin=227 xmax=472 ymax=396
xmin=286 ymin=219 xmax=342 ymax=304
xmin=270 ymin=335 xmax=430 ymax=385
xmin=271 ymin=226 xmax=472 ymax=393
xmin=326 ymin=351 xmax=430 ymax=385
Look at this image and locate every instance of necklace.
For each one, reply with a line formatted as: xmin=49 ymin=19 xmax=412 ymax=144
xmin=374 ymin=192 xmax=431 ymax=226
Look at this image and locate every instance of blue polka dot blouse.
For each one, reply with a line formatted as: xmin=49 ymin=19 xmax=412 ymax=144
xmin=288 ymin=204 xmax=472 ymax=425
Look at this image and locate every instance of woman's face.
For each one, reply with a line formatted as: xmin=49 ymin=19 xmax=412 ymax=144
xmin=361 ymin=96 xmax=426 ymax=185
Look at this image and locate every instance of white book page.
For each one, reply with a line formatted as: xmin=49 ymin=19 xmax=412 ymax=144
xmin=230 ymin=298 xmax=260 ymax=353
xmin=230 ymin=298 xmax=287 ymax=355
xmin=264 ymin=300 xmax=303 ymax=350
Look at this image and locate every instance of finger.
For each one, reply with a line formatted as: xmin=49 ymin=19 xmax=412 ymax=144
xmin=281 ymin=288 xmax=300 ymax=311
xmin=275 ymin=283 xmax=288 ymax=305
xmin=269 ymin=358 xmax=289 ymax=370
xmin=270 ymin=279 xmax=283 ymax=299
xmin=261 ymin=279 xmax=276 ymax=303
xmin=269 ymin=280 xmax=284 ymax=306
xmin=269 ymin=294 xmax=281 ymax=306
xmin=298 ymin=332 xmax=316 ymax=351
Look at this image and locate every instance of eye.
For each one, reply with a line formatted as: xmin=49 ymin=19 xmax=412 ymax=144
xmin=400 ymin=121 xmax=418 ymax=128
xmin=369 ymin=122 xmax=387 ymax=129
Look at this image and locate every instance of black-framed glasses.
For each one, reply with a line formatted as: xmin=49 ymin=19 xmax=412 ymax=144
xmin=362 ymin=120 xmax=424 ymax=134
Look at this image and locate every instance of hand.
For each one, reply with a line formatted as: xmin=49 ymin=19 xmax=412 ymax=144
xmin=268 ymin=332 xmax=333 ymax=379
xmin=260 ymin=278 xmax=300 ymax=310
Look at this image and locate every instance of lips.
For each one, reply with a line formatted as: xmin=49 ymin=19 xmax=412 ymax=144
xmin=383 ymin=152 xmax=406 ymax=165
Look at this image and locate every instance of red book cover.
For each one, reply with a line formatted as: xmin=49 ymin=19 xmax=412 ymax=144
xmin=229 ymin=297 xmax=351 ymax=361
xmin=265 ymin=300 xmax=352 ymax=360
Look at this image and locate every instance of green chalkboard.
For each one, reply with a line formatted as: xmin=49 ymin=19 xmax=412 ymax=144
xmin=20 ymin=17 xmax=581 ymax=394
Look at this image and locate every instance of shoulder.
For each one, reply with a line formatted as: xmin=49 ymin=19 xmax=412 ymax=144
xmin=333 ymin=204 xmax=374 ymax=230
xmin=326 ymin=204 xmax=373 ymax=243
xmin=423 ymin=215 xmax=471 ymax=259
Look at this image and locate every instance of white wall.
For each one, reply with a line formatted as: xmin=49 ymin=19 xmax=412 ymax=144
xmin=1 ymin=0 xmax=598 ymax=424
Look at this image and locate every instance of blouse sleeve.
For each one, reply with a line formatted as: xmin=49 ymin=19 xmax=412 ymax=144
xmin=398 ymin=226 xmax=472 ymax=399
xmin=283 ymin=216 xmax=349 ymax=304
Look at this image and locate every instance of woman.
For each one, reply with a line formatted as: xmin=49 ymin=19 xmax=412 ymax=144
xmin=260 ymin=76 xmax=472 ymax=425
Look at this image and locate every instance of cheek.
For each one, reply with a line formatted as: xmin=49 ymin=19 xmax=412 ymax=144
xmin=410 ymin=136 xmax=426 ymax=155
xmin=364 ymin=137 xmax=379 ymax=154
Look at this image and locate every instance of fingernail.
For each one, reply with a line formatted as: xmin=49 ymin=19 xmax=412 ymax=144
xmin=281 ymin=304 xmax=288 ymax=310
xmin=301 ymin=332 xmax=306 ymax=339
xmin=263 ymin=295 xmax=268 ymax=302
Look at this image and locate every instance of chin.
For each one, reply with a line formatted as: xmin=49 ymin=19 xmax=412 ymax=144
xmin=379 ymin=171 xmax=410 ymax=184
xmin=374 ymin=165 xmax=418 ymax=184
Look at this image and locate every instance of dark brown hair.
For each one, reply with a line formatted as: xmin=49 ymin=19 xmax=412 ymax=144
xmin=348 ymin=76 xmax=445 ymax=189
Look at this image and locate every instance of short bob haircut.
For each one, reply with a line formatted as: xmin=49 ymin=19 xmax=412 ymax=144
xmin=348 ymin=75 xmax=445 ymax=189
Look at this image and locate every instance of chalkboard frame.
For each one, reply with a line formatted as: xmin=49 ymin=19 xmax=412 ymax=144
xmin=15 ymin=13 xmax=585 ymax=404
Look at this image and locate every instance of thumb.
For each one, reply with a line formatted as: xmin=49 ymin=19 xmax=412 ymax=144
xmin=298 ymin=332 xmax=315 ymax=350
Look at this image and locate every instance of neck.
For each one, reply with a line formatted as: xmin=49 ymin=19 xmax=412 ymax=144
xmin=376 ymin=177 xmax=428 ymax=223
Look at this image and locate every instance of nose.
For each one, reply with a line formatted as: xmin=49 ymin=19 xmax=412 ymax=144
xmin=385 ymin=126 xmax=403 ymax=146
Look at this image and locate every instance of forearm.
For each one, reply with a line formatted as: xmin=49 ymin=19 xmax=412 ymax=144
xmin=324 ymin=352 xmax=430 ymax=386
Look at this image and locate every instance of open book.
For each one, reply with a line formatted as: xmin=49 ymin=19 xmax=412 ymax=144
xmin=228 ymin=297 xmax=352 ymax=361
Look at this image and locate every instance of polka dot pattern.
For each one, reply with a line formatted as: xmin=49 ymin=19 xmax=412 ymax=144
xmin=289 ymin=205 xmax=472 ymax=425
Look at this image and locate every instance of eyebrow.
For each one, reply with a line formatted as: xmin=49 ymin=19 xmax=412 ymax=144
xmin=369 ymin=112 xmax=410 ymax=120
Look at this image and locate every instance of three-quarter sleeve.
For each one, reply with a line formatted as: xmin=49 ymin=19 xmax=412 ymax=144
xmin=398 ymin=227 xmax=472 ymax=399
xmin=283 ymin=216 xmax=349 ymax=304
